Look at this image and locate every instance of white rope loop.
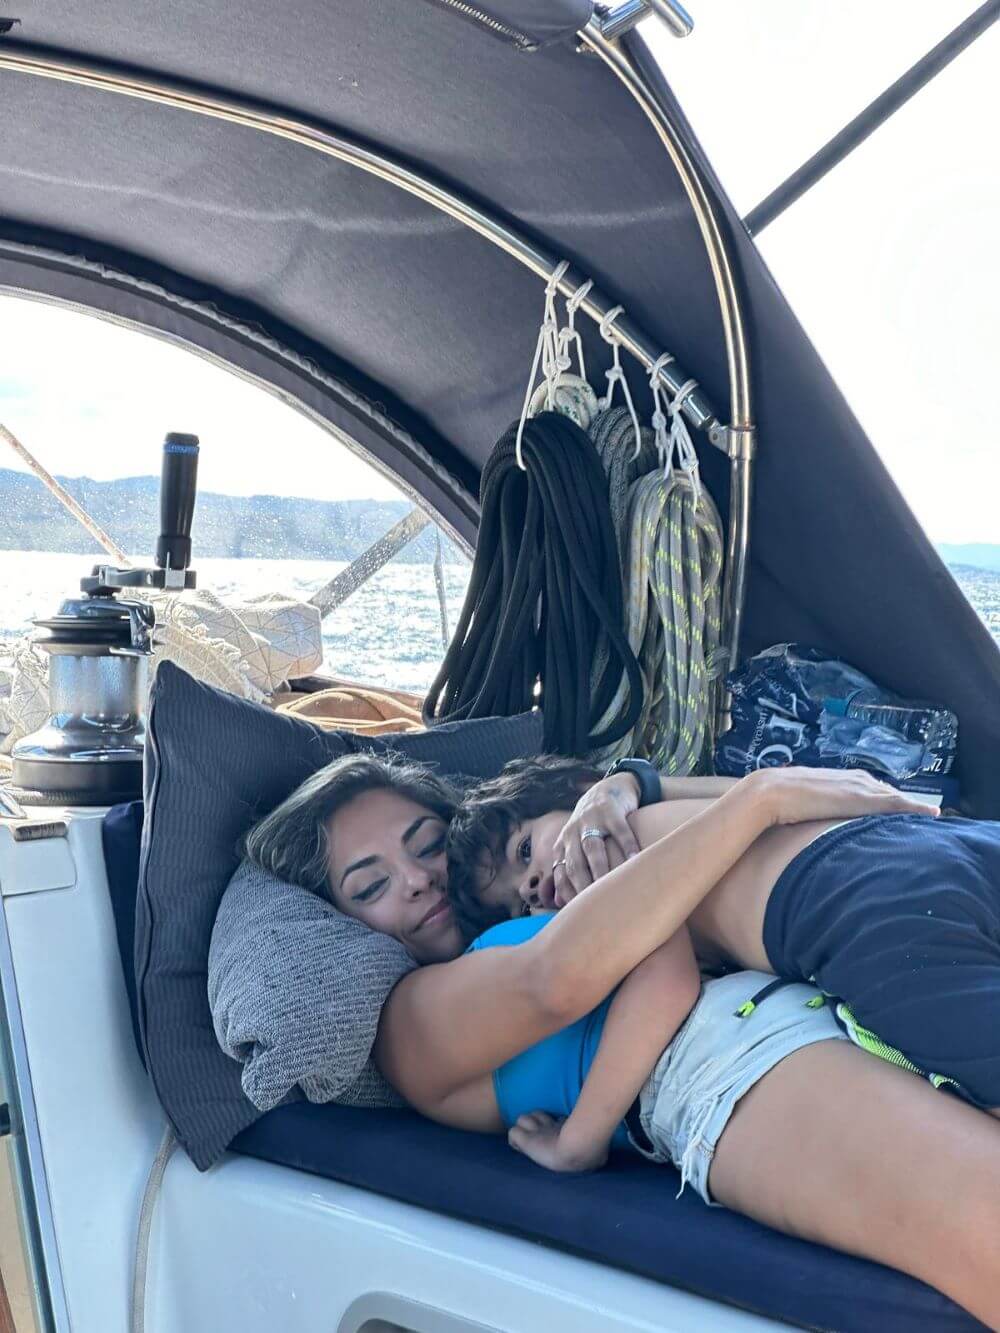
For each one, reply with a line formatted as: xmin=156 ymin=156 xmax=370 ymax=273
xmin=668 ymin=377 xmax=702 ymax=503
xmin=557 ymin=278 xmax=594 ymax=382
xmin=541 ymin=260 xmax=571 ymax=410
xmin=597 ymin=306 xmax=643 ymax=460
xmin=566 ymin=277 xmax=593 ymax=319
xmin=516 ymin=260 xmax=570 ymax=469
xmin=649 ymin=353 xmax=677 ymax=477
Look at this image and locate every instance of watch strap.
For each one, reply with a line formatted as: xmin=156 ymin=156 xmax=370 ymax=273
xmin=604 ymin=757 xmax=661 ymax=808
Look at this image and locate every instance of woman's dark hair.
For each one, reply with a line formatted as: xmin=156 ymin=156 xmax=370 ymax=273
xmin=243 ymin=752 xmax=459 ymax=898
xmin=446 ymin=755 xmax=601 ymax=937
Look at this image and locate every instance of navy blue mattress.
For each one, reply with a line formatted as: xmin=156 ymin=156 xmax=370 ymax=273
xmin=103 ymin=804 xmax=985 ymax=1333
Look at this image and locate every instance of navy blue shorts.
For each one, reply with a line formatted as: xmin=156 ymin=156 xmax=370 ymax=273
xmin=762 ymin=814 xmax=1000 ymax=1107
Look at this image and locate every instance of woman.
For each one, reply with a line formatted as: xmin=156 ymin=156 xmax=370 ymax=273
xmin=244 ymin=753 xmax=1000 ymax=1329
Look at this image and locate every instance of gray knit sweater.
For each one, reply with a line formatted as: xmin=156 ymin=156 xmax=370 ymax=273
xmin=208 ymin=858 xmax=416 ymax=1112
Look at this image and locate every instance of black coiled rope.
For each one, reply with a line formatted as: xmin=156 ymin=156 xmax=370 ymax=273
xmin=424 ymin=412 xmax=644 ymax=754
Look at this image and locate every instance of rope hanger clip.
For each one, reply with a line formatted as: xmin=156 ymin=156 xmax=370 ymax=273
xmin=526 ymin=276 xmax=600 ymax=442
xmin=597 ymin=306 xmax=643 ymax=460
xmin=650 ymin=353 xmax=702 ymax=502
xmin=515 ymin=260 xmax=569 ymax=470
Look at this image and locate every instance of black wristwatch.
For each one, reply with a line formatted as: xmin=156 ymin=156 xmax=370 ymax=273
xmin=604 ymin=757 xmax=662 ymax=808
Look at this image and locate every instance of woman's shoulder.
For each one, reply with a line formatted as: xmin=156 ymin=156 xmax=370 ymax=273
xmin=467 ymin=912 xmax=557 ymax=952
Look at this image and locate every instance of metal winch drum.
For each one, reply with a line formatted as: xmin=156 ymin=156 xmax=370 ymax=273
xmin=10 ymin=433 xmax=200 ymax=806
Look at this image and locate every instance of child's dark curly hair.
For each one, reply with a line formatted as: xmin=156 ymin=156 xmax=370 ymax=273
xmin=446 ymin=755 xmax=602 ymax=939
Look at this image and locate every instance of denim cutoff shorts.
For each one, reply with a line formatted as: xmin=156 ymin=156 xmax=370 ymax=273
xmin=635 ymin=970 xmax=847 ymax=1205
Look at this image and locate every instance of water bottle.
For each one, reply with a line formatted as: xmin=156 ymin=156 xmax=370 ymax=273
xmin=817 ymin=714 xmax=929 ymax=782
xmin=794 ymin=658 xmax=873 ymax=706
xmin=823 ymin=687 xmax=958 ymax=773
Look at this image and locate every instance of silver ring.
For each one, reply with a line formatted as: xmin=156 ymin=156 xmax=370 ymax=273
xmin=581 ymin=827 xmax=606 ymax=842
xmin=552 ymin=858 xmax=567 ymax=870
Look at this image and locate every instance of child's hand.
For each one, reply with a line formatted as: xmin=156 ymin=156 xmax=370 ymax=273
xmin=507 ymin=1112 xmax=609 ymax=1173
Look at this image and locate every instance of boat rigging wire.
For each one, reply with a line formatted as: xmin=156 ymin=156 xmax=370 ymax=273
xmin=0 ymin=422 xmax=132 ymax=566
xmin=307 ymin=508 xmax=431 ymax=619
xmin=744 ymin=0 xmax=1000 ymax=236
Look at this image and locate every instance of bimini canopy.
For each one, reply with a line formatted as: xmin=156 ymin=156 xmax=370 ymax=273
xmin=1 ymin=0 xmax=998 ymax=813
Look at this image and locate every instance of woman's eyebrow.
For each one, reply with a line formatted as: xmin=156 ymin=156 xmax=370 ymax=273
xmin=340 ymin=816 xmax=442 ymax=888
xmin=340 ymin=854 xmax=377 ymax=889
xmin=401 ymin=815 xmax=438 ymax=844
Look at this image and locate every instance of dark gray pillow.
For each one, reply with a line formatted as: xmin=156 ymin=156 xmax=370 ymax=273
xmin=209 ymin=858 xmax=415 ymax=1117
xmin=136 ymin=661 xmax=543 ymax=1169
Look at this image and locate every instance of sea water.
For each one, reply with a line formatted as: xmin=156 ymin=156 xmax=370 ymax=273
xmin=2 ymin=551 xmax=998 ymax=697
xmin=0 ymin=551 xmax=472 ymax=695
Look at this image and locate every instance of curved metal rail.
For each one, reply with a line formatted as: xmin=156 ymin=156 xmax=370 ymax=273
xmin=0 ymin=34 xmax=754 ymax=698
xmin=579 ymin=21 xmax=755 ymax=687
xmin=0 ymin=46 xmax=719 ymax=437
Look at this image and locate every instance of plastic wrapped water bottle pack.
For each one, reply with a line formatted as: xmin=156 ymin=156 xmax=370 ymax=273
xmin=714 ymin=644 xmax=958 ymax=798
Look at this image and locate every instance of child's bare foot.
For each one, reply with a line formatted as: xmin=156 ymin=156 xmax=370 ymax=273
xmin=507 ymin=1112 xmax=609 ymax=1173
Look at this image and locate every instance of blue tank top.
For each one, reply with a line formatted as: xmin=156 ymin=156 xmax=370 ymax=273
xmin=467 ymin=914 xmax=631 ymax=1151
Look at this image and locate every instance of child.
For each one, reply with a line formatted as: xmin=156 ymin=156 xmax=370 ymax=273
xmin=469 ymin=915 xmax=700 ymax=1171
xmin=447 ymin=757 xmax=1000 ymax=1117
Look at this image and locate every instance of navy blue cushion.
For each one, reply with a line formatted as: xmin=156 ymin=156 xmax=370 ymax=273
xmin=102 ymin=799 xmax=145 ymax=1060
xmin=234 ymin=1103 xmax=985 ymax=1333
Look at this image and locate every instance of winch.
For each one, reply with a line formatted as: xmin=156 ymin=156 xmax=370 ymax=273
xmin=10 ymin=433 xmax=199 ymax=805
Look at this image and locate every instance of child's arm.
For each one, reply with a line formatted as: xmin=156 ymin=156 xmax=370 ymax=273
xmin=507 ymin=926 xmax=701 ymax=1172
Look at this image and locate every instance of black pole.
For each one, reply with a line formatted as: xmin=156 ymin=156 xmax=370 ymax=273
xmin=744 ymin=1 xmax=1000 ymax=237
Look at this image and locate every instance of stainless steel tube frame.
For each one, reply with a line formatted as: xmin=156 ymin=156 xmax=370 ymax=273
xmin=597 ymin=1 xmax=695 ymax=42
xmin=0 ymin=47 xmax=719 ymax=440
xmin=579 ymin=22 xmax=755 ymax=708
xmin=0 ymin=37 xmax=752 ymax=716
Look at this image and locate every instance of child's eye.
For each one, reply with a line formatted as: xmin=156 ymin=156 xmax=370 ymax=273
xmin=516 ymin=835 xmax=532 ymax=864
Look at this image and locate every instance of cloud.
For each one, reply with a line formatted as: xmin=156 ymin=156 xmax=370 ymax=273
xmin=0 ymin=293 xmax=403 ymax=501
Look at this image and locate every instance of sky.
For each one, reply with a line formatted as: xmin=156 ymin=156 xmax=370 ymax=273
xmin=650 ymin=1 xmax=999 ymax=544
xmin=0 ymin=295 xmax=404 ymax=502
xmin=0 ymin=2 xmax=996 ymax=538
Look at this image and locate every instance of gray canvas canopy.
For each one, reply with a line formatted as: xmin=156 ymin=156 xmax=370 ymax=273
xmin=1 ymin=0 xmax=998 ymax=812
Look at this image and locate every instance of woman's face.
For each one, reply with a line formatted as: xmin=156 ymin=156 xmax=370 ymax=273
xmin=325 ymin=787 xmax=465 ymax=964
xmin=475 ymin=809 xmax=570 ymax=918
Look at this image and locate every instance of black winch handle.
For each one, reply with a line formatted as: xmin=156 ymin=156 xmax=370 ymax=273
xmin=155 ymin=432 xmax=199 ymax=573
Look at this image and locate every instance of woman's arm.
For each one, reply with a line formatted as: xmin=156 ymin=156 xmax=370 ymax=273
xmin=376 ymin=774 xmax=772 ymax=1106
xmin=376 ymin=767 xmax=932 ymax=1109
xmin=658 ymin=775 xmax=738 ymax=800
xmin=554 ymin=769 xmax=737 ymax=900
xmin=508 ymin=927 xmax=700 ymax=1171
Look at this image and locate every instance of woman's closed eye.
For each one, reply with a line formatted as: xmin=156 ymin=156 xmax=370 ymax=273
xmin=418 ymin=834 xmax=446 ymax=858
xmin=353 ymin=878 xmax=388 ymax=903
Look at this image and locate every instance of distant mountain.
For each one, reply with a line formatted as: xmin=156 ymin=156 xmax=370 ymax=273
xmin=937 ymin=544 xmax=1000 ymax=573
xmin=3 ymin=465 xmax=994 ymax=577
xmin=0 ymin=467 xmax=461 ymax=564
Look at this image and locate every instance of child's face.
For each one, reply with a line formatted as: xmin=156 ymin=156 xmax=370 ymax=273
xmin=475 ymin=808 xmax=571 ymax=918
